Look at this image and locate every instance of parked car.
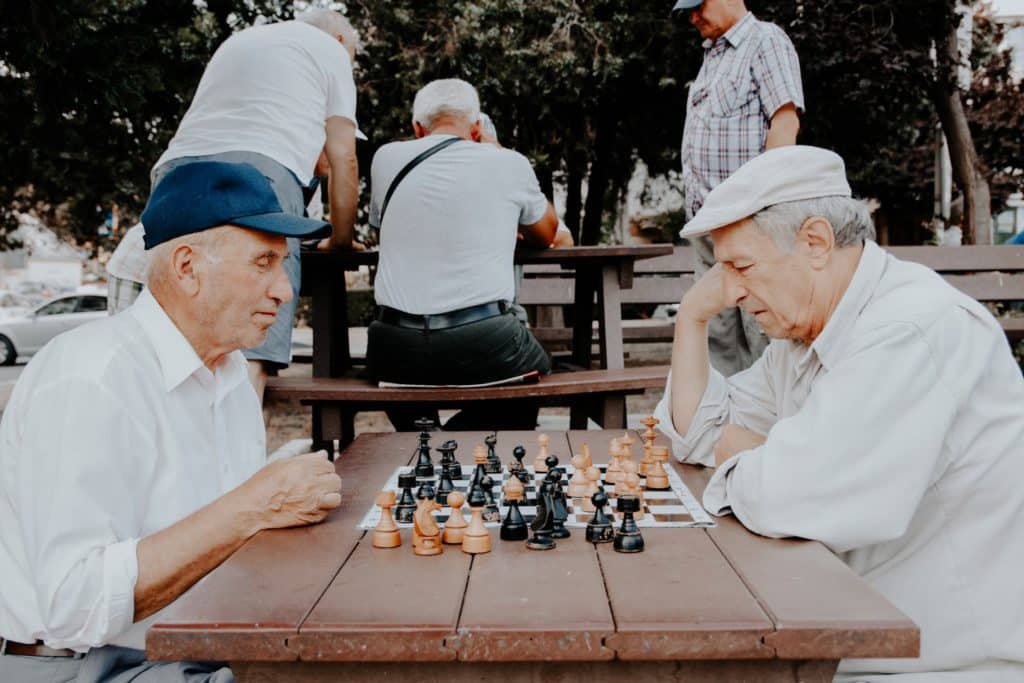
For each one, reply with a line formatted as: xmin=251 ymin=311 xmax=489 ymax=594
xmin=0 ymin=294 xmax=108 ymax=365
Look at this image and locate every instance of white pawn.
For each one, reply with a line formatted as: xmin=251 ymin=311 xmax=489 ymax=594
xmin=533 ymin=433 xmax=550 ymax=473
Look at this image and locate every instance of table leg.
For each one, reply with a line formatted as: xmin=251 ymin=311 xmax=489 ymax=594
xmin=234 ymin=659 xmax=839 ymax=682
xmin=571 ymin=266 xmax=598 ymax=369
xmin=311 ymin=269 xmax=351 ymax=378
xmin=596 ymin=263 xmax=624 ymax=371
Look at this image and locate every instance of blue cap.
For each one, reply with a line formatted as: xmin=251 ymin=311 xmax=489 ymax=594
xmin=141 ymin=161 xmax=332 ymax=249
xmin=672 ymin=0 xmax=703 ymax=15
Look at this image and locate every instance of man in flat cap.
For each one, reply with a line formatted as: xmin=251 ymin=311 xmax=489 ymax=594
xmin=0 ymin=162 xmax=343 ymax=681
xmin=672 ymin=0 xmax=804 ymax=376
xmin=655 ymin=146 xmax=1024 ymax=680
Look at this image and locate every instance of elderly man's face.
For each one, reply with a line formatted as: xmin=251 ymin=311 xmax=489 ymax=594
xmin=196 ymin=226 xmax=293 ymax=354
xmin=689 ymin=0 xmax=740 ymax=41
xmin=712 ymin=218 xmax=816 ymax=341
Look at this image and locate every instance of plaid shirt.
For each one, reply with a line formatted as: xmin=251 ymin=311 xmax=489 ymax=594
xmin=681 ymin=13 xmax=804 ymax=217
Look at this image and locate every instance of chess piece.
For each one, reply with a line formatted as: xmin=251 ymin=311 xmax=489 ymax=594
xmin=546 ymin=468 xmax=571 ymax=539
xmin=436 ymin=469 xmax=455 ymax=506
xmin=414 ymin=419 xmax=435 ymax=478
xmin=579 ymin=466 xmax=602 ymax=513
xmin=605 ymin=438 xmax=624 ymax=488
xmin=580 ymin=442 xmax=593 ymax=469
xmin=645 ymin=445 xmax=671 ymax=491
xmin=480 ymin=474 xmax=501 ymax=522
xmin=484 ymin=433 xmax=502 ymax=474
xmin=416 ymin=479 xmax=436 ymax=503
xmin=462 ymin=484 xmax=492 ymax=554
xmin=623 ymin=466 xmax=645 ymax=521
xmin=568 ymin=452 xmax=589 ymax=498
xmin=639 ymin=416 xmax=658 ymax=477
xmin=613 ymin=494 xmax=645 ymax=553
xmin=373 ymin=490 xmax=402 ymax=548
xmin=585 ymin=491 xmax=615 ymax=543
xmin=470 ymin=443 xmax=488 ymax=489
xmin=394 ymin=472 xmax=418 ymax=524
xmin=509 ymin=444 xmax=529 ymax=484
xmin=500 ymin=476 xmax=529 ymax=541
xmin=533 ymin=433 xmax=550 ymax=472
xmin=412 ymin=481 xmax=436 ymax=548
xmin=442 ymin=491 xmax=468 ymax=544
xmin=527 ymin=481 xmax=557 ymax=550
xmin=438 ymin=439 xmax=462 ymax=480
xmin=413 ymin=497 xmax=444 ymax=556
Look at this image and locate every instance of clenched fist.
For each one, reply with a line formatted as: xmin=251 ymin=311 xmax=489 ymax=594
xmin=235 ymin=451 xmax=342 ymax=532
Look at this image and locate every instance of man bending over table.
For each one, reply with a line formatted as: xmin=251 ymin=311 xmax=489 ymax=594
xmin=655 ymin=146 xmax=1024 ymax=681
xmin=0 ymin=162 xmax=342 ymax=681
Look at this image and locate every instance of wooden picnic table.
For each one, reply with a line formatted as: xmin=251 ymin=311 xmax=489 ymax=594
xmin=299 ymin=244 xmax=674 ymax=376
xmin=148 ymin=430 xmax=919 ymax=682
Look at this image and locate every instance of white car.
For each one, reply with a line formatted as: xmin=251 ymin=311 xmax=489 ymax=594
xmin=0 ymin=294 xmax=108 ymax=365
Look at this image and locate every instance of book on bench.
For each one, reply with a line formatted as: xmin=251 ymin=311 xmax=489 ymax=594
xmin=377 ymin=370 xmax=541 ymax=389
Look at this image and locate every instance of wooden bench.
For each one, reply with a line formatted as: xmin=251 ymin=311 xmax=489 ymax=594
xmin=520 ymin=244 xmax=1024 ymax=346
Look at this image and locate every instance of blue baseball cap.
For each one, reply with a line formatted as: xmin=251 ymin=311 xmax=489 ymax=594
xmin=141 ymin=161 xmax=332 ymax=249
xmin=672 ymin=0 xmax=703 ymax=15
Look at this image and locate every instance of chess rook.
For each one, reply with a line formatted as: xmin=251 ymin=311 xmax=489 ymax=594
xmin=394 ymin=472 xmax=418 ymax=524
xmin=613 ymin=494 xmax=645 ymax=553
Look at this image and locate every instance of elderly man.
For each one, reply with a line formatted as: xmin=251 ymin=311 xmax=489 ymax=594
xmin=654 ymin=146 xmax=1024 ymax=681
xmin=672 ymin=0 xmax=804 ymax=376
xmin=107 ymin=8 xmax=362 ymax=401
xmin=0 ymin=162 xmax=342 ymax=681
xmin=366 ymin=78 xmax=559 ymax=431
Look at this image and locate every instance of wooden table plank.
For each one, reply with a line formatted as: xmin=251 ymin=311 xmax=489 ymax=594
xmin=147 ymin=433 xmax=418 ymax=662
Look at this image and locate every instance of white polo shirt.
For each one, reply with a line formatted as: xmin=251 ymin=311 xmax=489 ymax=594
xmin=155 ymin=20 xmax=358 ymax=185
xmin=369 ymin=135 xmax=549 ymax=315
xmin=0 ymin=289 xmax=265 ymax=651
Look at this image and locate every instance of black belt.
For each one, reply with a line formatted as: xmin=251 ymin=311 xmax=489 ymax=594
xmin=376 ymin=301 xmax=510 ymax=330
xmin=0 ymin=638 xmax=82 ymax=658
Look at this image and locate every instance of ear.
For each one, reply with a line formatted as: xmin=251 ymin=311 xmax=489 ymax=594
xmin=797 ymin=216 xmax=835 ymax=270
xmin=170 ymin=243 xmax=202 ymax=297
xmin=469 ymin=120 xmax=482 ymax=142
xmin=413 ymin=121 xmax=427 ymax=139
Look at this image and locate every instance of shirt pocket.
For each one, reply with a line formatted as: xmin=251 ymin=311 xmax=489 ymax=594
xmin=709 ymin=76 xmax=747 ymax=119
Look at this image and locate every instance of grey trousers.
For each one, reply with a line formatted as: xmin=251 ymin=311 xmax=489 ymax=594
xmin=0 ymin=645 xmax=232 ymax=682
xmin=693 ymin=235 xmax=769 ymax=376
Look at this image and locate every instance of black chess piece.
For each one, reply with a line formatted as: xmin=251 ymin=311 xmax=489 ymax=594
xmin=613 ymin=494 xmax=645 ymax=553
xmin=544 ymin=454 xmax=561 ymax=479
xmin=467 ymin=475 xmax=487 ymax=509
xmin=480 ymin=474 xmax=501 ymax=522
xmin=438 ymin=439 xmax=462 ymax=479
xmin=500 ymin=496 xmax=529 ymax=541
xmin=526 ymin=483 xmax=557 ymax=551
xmin=414 ymin=418 xmax=435 ymax=478
xmin=585 ymin=491 xmax=615 ymax=544
xmin=394 ymin=472 xmax=418 ymax=524
xmin=546 ymin=469 xmax=571 ymax=539
xmin=416 ymin=479 xmax=436 ymax=502
xmin=436 ymin=470 xmax=454 ymax=506
xmin=484 ymin=433 xmax=502 ymax=475
xmin=510 ymin=445 xmax=530 ymax=484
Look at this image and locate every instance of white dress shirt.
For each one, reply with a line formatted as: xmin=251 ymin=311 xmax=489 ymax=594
xmin=654 ymin=241 xmax=1024 ymax=681
xmin=0 ymin=288 xmax=265 ymax=652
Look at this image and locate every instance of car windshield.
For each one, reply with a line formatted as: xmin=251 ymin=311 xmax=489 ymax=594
xmin=36 ymin=298 xmax=78 ymax=316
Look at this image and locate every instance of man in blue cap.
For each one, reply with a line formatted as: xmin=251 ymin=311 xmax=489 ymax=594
xmin=672 ymin=0 xmax=804 ymax=376
xmin=0 ymin=162 xmax=342 ymax=681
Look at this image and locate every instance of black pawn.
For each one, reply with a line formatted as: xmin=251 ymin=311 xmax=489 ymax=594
xmin=394 ymin=472 xmax=417 ymax=524
xmin=511 ymin=445 xmax=530 ymax=484
xmin=480 ymin=475 xmax=501 ymax=522
xmin=500 ymin=497 xmax=529 ymax=541
xmin=436 ymin=470 xmax=454 ymax=506
xmin=613 ymin=494 xmax=645 ymax=553
xmin=527 ymin=484 xmax=557 ymax=551
xmin=414 ymin=421 xmax=435 ymax=478
xmin=484 ymin=433 xmax=502 ymax=474
xmin=585 ymin=491 xmax=615 ymax=544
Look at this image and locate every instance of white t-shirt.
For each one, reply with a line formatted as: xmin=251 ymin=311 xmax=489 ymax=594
xmin=370 ymin=135 xmax=549 ymax=314
xmin=155 ymin=20 xmax=358 ymax=184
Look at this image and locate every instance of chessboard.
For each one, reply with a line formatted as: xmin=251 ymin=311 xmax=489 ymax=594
xmin=358 ymin=462 xmax=715 ymax=530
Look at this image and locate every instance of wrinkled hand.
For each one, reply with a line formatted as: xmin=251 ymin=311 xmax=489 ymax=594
xmin=316 ymin=237 xmax=367 ymax=251
xmin=713 ymin=424 xmax=766 ymax=467
xmin=678 ymin=263 xmax=736 ymax=325
xmin=238 ymin=451 xmax=342 ymax=531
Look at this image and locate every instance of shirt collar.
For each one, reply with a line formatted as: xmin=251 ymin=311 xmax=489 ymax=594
xmin=704 ymin=11 xmax=756 ymax=50
xmin=801 ymin=240 xmax=887 ymax=372
xmin=128 ymin=288 xmax=249 ymax=398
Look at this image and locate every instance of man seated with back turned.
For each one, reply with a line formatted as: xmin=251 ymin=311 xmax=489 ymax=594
xmin=366 ymin=78 xmax=560 ymax=431
xmin=0 ymin=162 xmax=343 ymax=682
xmin=654 ymin=146 xmax=1024 ymax=681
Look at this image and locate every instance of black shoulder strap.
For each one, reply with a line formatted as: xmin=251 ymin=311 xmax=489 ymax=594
xmin=378 ymin=136 xmax=463 ymax=227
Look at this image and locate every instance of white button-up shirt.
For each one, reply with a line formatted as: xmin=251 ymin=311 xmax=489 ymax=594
xmin=0 ymin=289 xmax=265 ymax=652
xmin=655 ymin=241 xmax=1024 ymax=681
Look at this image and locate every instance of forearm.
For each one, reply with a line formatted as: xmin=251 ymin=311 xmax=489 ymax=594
xmin=134 ymin=492 xmax=257 ymax=621
xmin=669 ymin=313 xmax=712 ymax=436
xmin=327 ymin=155 xmax=358 ymax=249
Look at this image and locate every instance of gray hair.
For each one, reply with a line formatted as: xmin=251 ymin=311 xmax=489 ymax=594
xmin=296 ymin=9 xmax=361 ymax=53
xmin=750 ymin=196 xmax=875 ymax=250
xmin=412 ymin=79 xmax=481 ymax=131
xmin=146 ymin=230 xmax=227 ymax=290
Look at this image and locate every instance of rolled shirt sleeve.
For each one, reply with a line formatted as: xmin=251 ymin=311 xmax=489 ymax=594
xmin=509 ymin=151 xmax=550 ymax=227
xmin=702 ymin=322 xmax=956 ymax=554
xmin=751 ymin=24 xmax=805 ymax=118
xmin=15 ymin=377 xmax=152 ymax=648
